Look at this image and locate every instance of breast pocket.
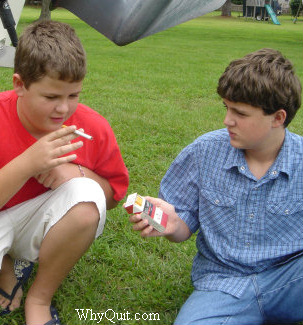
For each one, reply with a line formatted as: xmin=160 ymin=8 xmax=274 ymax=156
xmin=199 ymin=189 xmax=237 ymax=234
xmin=266 ymin=200 xmax=303 ymax=242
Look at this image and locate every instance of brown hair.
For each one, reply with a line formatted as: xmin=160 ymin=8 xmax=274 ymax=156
xmin=14 ymin=20 xmax=86 ymax=88
xmin=217 ymin=48 xmax=301 ymax=126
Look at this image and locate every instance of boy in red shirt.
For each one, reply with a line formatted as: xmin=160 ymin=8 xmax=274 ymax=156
xmin=0 ymin=20 xmax=128 ymax=325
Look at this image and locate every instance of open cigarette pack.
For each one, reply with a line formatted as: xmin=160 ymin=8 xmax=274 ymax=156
xmin=124 ymin=193 xmax=168 ymax=233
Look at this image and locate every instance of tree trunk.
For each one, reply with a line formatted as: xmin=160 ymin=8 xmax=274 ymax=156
xmin=221 ymin=0 xmax=232 ymax=16
xmin=38 ymin=0 xmax=51 ymax=21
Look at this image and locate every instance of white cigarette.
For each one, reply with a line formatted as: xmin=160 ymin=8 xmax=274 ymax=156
xmin=62 ymin=125 xmax=93 ymax=140
xmin=73 ymin=129 xmax=93 ymax=140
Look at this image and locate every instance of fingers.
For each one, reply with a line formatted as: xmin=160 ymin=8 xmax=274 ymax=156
xmin=52 ymin=153 xmax=78 ymax=166
xmin=36 ymin=173 xmax=46 ymax=184
xmin=36 ymin=173 xmax=52 ymax=188
xmin=46 ymin=125 xmax=84 ymax=150
xmin=28 ymin=127 xmax=83 ymax=175
xmin=144 ymin=196 xmax=162 ymax=205
xmin=42 ymin=126 xmax=84 ymax=164
xmin=49 ymin=125 xmax=86 ymax=143
xmin=53 ymin=140 xmax=83 ymax=159
xmin=129 ymin=214 xmax=161 ymax=237
xmin=47 ymin=125 xmax=77 ymax=141
xmin=129 ymin=214 xmax=149 ymax=232
xmin=129 ymin=213 xmax=145 ymax=225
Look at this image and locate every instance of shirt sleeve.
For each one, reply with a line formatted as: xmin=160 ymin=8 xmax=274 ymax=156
xmin=93 ymin=122 xmax=129 ymax=202
xmin=159 ymin=142 xmax=200 ymax=234
xmin=67 ymin=104 xmax=129 ymax=202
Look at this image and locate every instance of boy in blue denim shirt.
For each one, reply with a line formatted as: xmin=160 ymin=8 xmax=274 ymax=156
xmin=130 ymin=48 xmax=303 ymax=324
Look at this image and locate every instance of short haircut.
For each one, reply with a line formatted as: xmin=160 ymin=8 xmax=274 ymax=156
xmin=14 ymin=20 xmax=86 ymax=88
xmin=217 ymin=48 xmax=301 ymax=127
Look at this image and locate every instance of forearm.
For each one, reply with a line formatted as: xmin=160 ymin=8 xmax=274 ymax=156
xmin=1 ymin=126 xmax=85 ymax=209
xmin=0 ymin=158 xmax=32 ymax=209
xmin=165 ymin=217 xmax=192 ymax=243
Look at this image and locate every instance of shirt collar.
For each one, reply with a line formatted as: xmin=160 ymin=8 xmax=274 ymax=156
xmin=223 ymin=129 xmax=292 ymax=177
xmin=224 ymin=146 xmax=245 ymax=171
xmin=272 ymin=128 xmax=291 ymax=177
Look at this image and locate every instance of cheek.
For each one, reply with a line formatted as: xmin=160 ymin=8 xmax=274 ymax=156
xmin=65 ymin=101 xmax=78 ymax=118
xmin=249 ymin=124 xmax=272 ymax=143
xmin=31 ymin=100 xmax=57 ymax=120
xmin=37 ymin=102 xmax=54 ymax=116
xmin=69 ymin=101 xmax=78 ymax=114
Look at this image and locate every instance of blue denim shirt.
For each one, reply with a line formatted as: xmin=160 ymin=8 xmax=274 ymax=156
xmin=159 ymin=128 xmax=303 ymax=298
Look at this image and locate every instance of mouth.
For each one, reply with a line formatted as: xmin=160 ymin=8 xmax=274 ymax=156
xmin=51 ymin=117 xmax=65 ymax=123
xmin=228 ymin=130 xmax=236 ymax=138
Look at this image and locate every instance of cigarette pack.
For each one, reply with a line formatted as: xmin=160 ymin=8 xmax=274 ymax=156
xmin=124 ymin=193 xmax=168 ymax=233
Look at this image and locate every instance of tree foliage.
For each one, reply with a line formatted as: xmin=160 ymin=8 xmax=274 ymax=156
xmin=290 ymin=0 xmax=302 ymax=16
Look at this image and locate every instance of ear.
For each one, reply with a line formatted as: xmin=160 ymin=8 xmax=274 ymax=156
xmin=272 ymin=109 xmax=287 ymax=128
xmin=13 ymin=73 xmax=26 ymax=96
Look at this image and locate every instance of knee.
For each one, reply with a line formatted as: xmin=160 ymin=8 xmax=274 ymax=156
xmin=69 ymin=202 xmax=100 ymax=231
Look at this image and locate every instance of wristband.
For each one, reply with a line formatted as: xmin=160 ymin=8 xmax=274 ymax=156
xmin=78 ymin=164 xmax=85 ymax=177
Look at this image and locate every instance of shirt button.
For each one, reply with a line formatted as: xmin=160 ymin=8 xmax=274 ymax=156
xmin=271 ymin=170 xmax=278 ymax=176
xmin=249 ymin=213 xmax=254 ymax=219
xmin=240 ymin=166 xmax=245 ymax=171
xmin=245 ymin=242 xmax=250 ymax=247
xmin=285 ymin=209 xmax=290 ymax=215
xmin=214 ymin=199 xmax=220 ymax=205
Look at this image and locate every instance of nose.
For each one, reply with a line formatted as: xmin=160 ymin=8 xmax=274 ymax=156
xmin=56 ymin=99 xmax=69 ymax=113
xmin=223 ymin=110 xmax=235 ymax=127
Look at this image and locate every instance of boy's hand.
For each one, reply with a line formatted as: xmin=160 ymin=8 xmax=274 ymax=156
xmin=21 ymin=125 xmax=83 ymax=178
xmin=0 ymin=126 xmax=83 ymax=210
xmin=35 ymin=163 xmax=81 ymax=190
xmin=128 ymin=196 xmax=192 ymax=242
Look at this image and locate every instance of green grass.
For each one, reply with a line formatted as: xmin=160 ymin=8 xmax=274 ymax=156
xmin=1 ymin=6 xmax=303 ymax=325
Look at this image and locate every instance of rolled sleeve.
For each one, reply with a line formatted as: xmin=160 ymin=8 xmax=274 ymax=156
xmin=159 ymin=143 xmax=200 ymax=234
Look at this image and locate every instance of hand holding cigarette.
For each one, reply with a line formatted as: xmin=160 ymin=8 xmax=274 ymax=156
xmin=62 ymin=125 xmax=93 ymax=140
xmin=19 ymin=125 xmax=84 ymax=178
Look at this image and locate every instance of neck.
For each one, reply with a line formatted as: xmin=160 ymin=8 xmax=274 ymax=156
xmin=244 ymin=129 xmax=285 ymax=179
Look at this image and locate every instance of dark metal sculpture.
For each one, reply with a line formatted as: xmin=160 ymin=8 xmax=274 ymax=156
xmin=51 ymin=0 xmax=225 ymax=46
xmin=1 ymin=0 xmax=225 ymax=67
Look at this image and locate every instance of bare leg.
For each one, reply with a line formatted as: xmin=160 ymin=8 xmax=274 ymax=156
xmin=0 ymin=255 xmax=23 ymax=311
xmin=25 ymin=202 xmax=100 ymax=325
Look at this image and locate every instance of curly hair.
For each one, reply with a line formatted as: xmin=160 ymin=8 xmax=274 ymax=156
xmin=217 ymin=48 xmax=301 ymax=127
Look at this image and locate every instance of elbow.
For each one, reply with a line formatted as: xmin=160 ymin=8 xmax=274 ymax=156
xmin=106 ymin=198 xmax=118 ymax=210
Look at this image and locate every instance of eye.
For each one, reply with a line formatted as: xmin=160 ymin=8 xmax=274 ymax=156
xmin=236 ymin=111 xmax=248 ymax=117
xmin=69 ymin=93 xmax=80 ymax=99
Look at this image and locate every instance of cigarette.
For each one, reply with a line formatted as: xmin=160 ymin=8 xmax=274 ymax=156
xmin=62 ymin=125 xmax=93 ymax=140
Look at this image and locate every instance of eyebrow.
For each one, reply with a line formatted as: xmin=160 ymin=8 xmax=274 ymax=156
xmin=222 ymin=101 xmax=249 ymax=115
xmin=42 ymin=91 xmax=81 ymax=97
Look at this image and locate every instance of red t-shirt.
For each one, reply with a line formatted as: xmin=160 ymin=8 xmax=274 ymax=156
xmin=0 ymin=90 xmax=129 ymax=210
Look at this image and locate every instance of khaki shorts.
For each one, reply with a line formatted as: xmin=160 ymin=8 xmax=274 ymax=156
xmin=0 ymin=177 xmax=106 ymax=266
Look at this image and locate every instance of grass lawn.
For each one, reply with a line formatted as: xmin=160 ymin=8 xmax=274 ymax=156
xmin=1 ymin=6 xmax=302 ymax=325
